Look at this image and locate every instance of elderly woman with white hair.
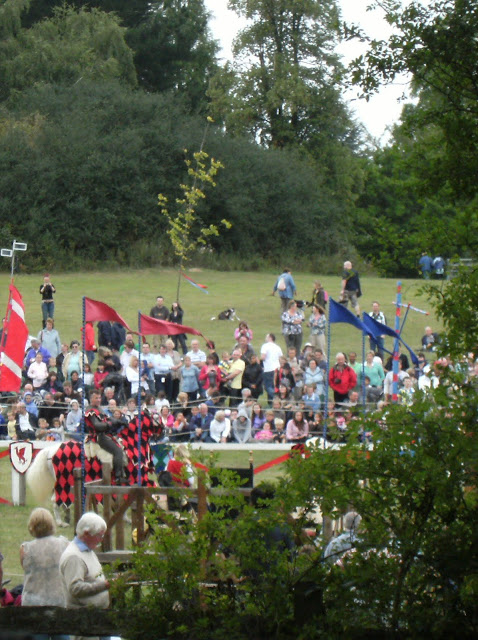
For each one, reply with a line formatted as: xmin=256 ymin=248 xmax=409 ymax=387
xmin=20 ymin=508 xmax=69 ymax=640
xmin=60 ymin=512 xmax=110 ymax=637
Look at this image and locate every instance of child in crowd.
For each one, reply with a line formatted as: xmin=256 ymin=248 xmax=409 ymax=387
xmin=272 ymin=418 xmax=286 ymax=443
xmin=7 ymin=411 xmax=16 ymax=440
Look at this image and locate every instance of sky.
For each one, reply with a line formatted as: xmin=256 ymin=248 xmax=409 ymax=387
xmin=204 ymin=0 xmax=414 ymax=143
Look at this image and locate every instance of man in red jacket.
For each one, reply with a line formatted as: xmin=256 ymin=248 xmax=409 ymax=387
xmin=328 ymin=352 xmax=357 ymax=405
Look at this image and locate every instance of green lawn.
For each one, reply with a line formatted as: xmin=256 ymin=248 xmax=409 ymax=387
xmin=0 ymin=267 xmax=439 ymax=583
xmin=0 ymin=267 xmax=437 ymax=358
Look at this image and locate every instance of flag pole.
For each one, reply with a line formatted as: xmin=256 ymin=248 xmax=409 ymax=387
xmin=361 ymin=330 xmax=366 ymax=412
xmin=323 ymin=305 xmax=331 ymax=449
xmin=80 ymin=296 xmax=86 ymax=513
xmin=392 ymin=282 xmax=402 ymax=403
xmin=137 ymin=312 xmax=143 ymax=486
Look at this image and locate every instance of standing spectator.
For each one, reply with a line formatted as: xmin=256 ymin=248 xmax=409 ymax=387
xmin=224 ymin=350 xmax=245 ymax=407
xmin=62 ymin=340 xmax=83 ymax=381
xmin=39 ymin=273 xmax=56 ymax=328
xmin=199 ymin=355 xmax=222 ymax=395
xmin=150 ymin=295 xmax=169 ymax=321
xmin=418 ymin=251 xmax=433 ymax=279
xmin=81 ymin=321 xmax=97 ymax=365
xmin=272 ymin=268 xmax=297 ymax=313
xmin=140 ymin=342 xmax=156 ymax=394
xmin=186 ymin=339 xmax=207 ymax=368
xmin=20 ymin=508 xmax=69 ymax=640
xmin=27 ymin=352 xmax=49 ymax=390
xmin=303 ymin=359 xmax=324 ymax=397
xmin=165 ymin=339 xmax=183 ymax=400
xmin=169 ymin=302 xmax=187 ymax=354
xmin=110 ymin=322 xmax=126 ymax=352
xmin=25 ymin=337 xmax=51 ymax=369
xmin=281 ymin=300 xmax=304 ymax=353
xmin=242 ymin=353 xmax=263 ymax=399
xmin=310 ymin=280 xmax=327 ymax=308
xmin=180 ymin=355 xmax=200 ymax=401
xmin=234 ymin=321 xmax=253 ymax=344
xmin=60 ymin=513 xmax=110 ymax=620
xmin=38 ymin=318 xmax=61 ymax=360
xmin=260 ymin=333 xmax=283 ymax=403
xmin=368 ymin=301 xmax=387 ymax=359
xmin=307 ymin=304 xmax=327 ymax=353
xmin=97 ymin=321 xmax=113 ymax=349
xmin=340 ymin=261 xmax=362 ymax=316
xmin=93 ymin=360 xmax=108 ymax=390
xmin=432 ymin=255 xmax=445 ymax=279
xmin=152 ymin=344 xmax=174 ymax=400
xmin=329 ymin=352 xmax=357 ymax=405
xmin=361 ymin=351 xmax=385 ymax=389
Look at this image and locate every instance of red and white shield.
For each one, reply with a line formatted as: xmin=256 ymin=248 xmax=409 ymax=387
xmin=9 ymin=441 xmax=34 ymax=474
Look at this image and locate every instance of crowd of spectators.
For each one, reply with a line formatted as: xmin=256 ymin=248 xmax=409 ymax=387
xmin=1 ymin=286 xmax=474 ymax=448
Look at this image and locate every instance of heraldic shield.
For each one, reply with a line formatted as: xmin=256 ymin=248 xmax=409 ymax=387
xmin=10 ymin=440 xmax=33 ymax=474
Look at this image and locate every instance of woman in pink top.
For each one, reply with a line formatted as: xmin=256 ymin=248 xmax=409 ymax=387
xmin=286 ymin=410 xmax=309 ymax=443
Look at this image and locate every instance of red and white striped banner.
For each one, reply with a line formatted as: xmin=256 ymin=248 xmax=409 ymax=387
xmin=0 ymin=284 xmax=29 ymax=392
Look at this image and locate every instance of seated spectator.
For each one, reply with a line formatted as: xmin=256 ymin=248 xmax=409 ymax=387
xmin=242 ymin=354 xmax=263 ymax=398
xmin=384 ymin=363 xmax=410 ymax=400
xmin=43 ymin=371 xmax=64 ymax=396
xmin=286 ymin=347 xmax=300 ymax=376
xmin=238 ymin=388 xmax=255 ymax=418
xmin=251 ymin=403 xmax=266 ymax=433
xmin=62 ymin=381 xmax=81 ymax=403
xmin=399 ymin=376 xmax=416 ymax=406
xmin=154 ymin=391 xmax=170 ymax=412
xmin=188 ymin=403 xmax=213 ymax=441
xmin=364 ymin=375 xmax=383 ymax=404
xmin=47 ymin=416 xmax=65 ymax=441
xmin=208 ymin=410 xmax=231 ymax=443
xmin=101 ymin=386 xmax=116 ymax=408
xmin=38 ymin=392 xmax=64 ymax=425
xmin=254 ymin=419 xmax=275 ymax=442
xmin=272 ymin=418 xmax=286 ymax=443
xmin=172 ymin=391 xmax=192 ymax=420
xmin=171 ymin=412 xmax=189 ymax=442
xmin=23 ymin=391 xmax=39 ymax=418
xmin=309 ymin=411 xmax=323 ymax=436
xmin=70 ymin=371 xmax=84 ymax=396
xmin=232 ymin=409 xmax=252 ymax=443
xmin=285 ymin=410 xmax=309 ymax=443
xmin=271 ymin=396 xmax=286 ymax=423
xmin=277 ymin=382 xmax=294 ymax=421
xmin=421 ymin=326 xmax=441 ymax=351
xmin=6 ymin=410 xmax=17 ymax=440
xmin=15 ymin=402 xmax=38 ymax=440
xmin=205 ymin=389 xmax=221 ymax=415
xmin=65 ymin=399 xmax=82 ymax=441
xmin=159 ymin=405 xmax=174 ymax=438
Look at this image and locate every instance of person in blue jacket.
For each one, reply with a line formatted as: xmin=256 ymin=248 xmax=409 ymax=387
xmin=272 ymin=268 xmax=297 ymax=313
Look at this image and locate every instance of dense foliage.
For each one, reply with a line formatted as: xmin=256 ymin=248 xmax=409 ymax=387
xmin=112 ymin=274 xmax=478 ymax=638
xmin=0 ymin=0 xmax=476 ymax=272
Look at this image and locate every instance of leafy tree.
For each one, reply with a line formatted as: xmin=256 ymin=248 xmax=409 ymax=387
xmin=0 ymin=4 xmax=136 ymax=98
xmin=126 ymin=0 xmax=219 ymax=111
xmin=211 ymin=0 xmax=346 ymax=149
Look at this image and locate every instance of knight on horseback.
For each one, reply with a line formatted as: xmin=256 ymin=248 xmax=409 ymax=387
xmin=85 ymin=390 xmax=126 ymax=484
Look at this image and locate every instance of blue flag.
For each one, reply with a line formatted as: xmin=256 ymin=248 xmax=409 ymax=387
xmin=362 ymin=313 xmax=418 ymax=365
xmin=329 ymin=298 xmax=371 ymax=334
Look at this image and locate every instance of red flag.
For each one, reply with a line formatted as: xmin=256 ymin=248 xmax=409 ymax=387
xmin=139 ymin=312 xmax=203 ymax=337
xmin=0 ymin=284 xmax=29 ymax=392
xmin=84 ymin=297 xmax=135 ymax=333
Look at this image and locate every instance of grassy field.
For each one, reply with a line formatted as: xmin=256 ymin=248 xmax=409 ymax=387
xmin=0 ymin=267 xmax=438 ymax=357
xmin=0 ymin=267 xmax=440 ymax=584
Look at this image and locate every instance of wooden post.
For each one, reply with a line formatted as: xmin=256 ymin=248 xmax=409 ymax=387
xmin=73 ymin=468 xmax=82 ymax=528
xmin=11 ymin=469 xmax=26 ymax=505
xmin=102 ymin=464 xmax=112 ymax=552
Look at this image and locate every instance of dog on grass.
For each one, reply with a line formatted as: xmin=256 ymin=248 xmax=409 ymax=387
xmin=210 ymin=308 xmax=240 ymax=321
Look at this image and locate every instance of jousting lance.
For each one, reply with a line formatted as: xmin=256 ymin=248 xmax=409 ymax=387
xmin=392 ymin=301 xmax=429 ymax=316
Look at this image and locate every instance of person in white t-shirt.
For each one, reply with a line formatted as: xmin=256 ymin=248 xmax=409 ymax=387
xmin=260 ymin=333 xmax=283 ymax=402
